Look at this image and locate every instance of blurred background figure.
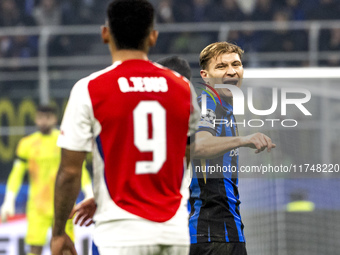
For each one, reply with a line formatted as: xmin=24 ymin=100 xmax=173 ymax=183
xmin=0 ymin=0 xmax=339 ymax=68
xmin=32 ymin=0 xmax=74 ymax=56
xmin=286 ymin=190 xmax=315 ymax=212
xmin=285 ymin=0 xmax=305 ymax=21
xmin=251 ymin=0 xmax=277 ymax=21
xmin=0 ymin=105 xmax=93 ymax=255
xmin=0 ymin=0 xmax=35 ymax=27
xmin=209 ymin=0 xmax=245 ymax=22
xmin=33 ymin=0 xmax=62 ymax=26
xmin=307 ymin=0 xmax=340 ymax=20
xmin=157 ymin=0 xmax=175 ymax=23
xmin=285 ymin=190 xmax=316 ymax=255
xmin=258 ymin=10 xmax=308 ymax=66
xmin=320 ymin=28 xmax=340 ymax=66
xmin=192 ymin=0 xmax=213 ymax=22
xmin=0 ymin=0 xmax=37 ymax=72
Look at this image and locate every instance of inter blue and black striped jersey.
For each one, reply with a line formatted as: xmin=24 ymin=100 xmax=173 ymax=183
xmin=189 ymin=91 xmax=245 ymax=243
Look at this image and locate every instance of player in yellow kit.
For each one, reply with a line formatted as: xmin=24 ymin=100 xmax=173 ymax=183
xmin=0 ymin=105 xmax=93 ymax=255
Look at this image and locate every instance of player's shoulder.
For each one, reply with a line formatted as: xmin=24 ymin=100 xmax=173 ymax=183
xmin=18 ymin=131 xmax=40 ymax=147
xmin=72 ymin=63 xmax=122 ymax=93
xmin=198 ymin=92 xmax=218 ymax=112
xmin=87 ymin=62 xmax=121 ymax=80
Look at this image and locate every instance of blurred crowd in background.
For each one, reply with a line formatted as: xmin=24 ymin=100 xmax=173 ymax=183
xmin=0 ymin=0 xmax=340 ymax=68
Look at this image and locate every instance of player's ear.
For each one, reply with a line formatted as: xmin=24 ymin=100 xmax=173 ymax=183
xmin=101 ymin=25 xmax=110 ymax=44
xmin=148 ymin=30 xmax=158 ymax=47
xmin=200 ymin=69 xmax=209 ymax=83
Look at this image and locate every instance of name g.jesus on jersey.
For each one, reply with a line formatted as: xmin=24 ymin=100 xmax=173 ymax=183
xmin=118 ymin=77 xmax=168 ymax=93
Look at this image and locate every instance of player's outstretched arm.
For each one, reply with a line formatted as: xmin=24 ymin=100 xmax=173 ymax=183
xmin=52 ymin=149 xmax=86 ymax=255
xmin=194 ymin=131 xmax=245 ymax=159
xmin=69 ymin=197 xmax=96 ymax=227
xmin=194 ymin=131 xmax=276 ymax=159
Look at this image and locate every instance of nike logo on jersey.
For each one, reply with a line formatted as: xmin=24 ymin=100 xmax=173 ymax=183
xmin=118 ymin=77 xmax=168 ymax=93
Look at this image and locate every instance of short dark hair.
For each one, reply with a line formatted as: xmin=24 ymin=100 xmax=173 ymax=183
xmin=157 ymin=56 xmax=192 ymax=80
xmin=107 ymin=0 xmax=155 ymax=50
xmin=37 ymin=105 xmax=57 ymax=115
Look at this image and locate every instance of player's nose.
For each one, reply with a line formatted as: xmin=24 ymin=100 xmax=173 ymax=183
xmin=225 ymin=66 xmax=236 ymax=77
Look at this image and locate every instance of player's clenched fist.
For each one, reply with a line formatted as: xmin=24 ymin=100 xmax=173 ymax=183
xmin=241 ymin=132 xmax=276 ymax=153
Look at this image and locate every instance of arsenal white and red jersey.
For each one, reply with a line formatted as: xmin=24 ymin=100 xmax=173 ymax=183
xmin=57 ymin=59 xmax=199 ymax=247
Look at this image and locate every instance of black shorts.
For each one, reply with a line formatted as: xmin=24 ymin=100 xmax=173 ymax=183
xmin=190 ymin=242 xmax=247 ymax=255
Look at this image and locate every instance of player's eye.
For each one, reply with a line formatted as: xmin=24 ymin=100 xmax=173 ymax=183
xmin=216 ymin=65 xmax=225 ymax=69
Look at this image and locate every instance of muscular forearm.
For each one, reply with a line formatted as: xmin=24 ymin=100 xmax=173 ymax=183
xmin=194 ymin=131 xmax=276 ymax=159
xmin=194 ymin=135 xmax=244 ymax=159
xmin=53 ymin=167 xmax=81 ymax=236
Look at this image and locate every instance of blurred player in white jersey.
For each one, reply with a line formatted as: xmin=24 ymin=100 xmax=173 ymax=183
xmin=51 ymin=0 xmax=200 ymax=254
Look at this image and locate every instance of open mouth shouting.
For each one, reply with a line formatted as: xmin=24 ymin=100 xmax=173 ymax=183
xmin=222 ymin=78 xmax=239 ymax=85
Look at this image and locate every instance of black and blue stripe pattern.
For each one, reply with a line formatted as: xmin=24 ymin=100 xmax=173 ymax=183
xmin=189 ymin=91 xmax=245 ymax=243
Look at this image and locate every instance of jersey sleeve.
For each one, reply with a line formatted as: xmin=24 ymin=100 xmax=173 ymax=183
xmin=57 ymin=79 xmax=94 ymax=152
xmin=6 ymin=139 xmax=28 ymax=195
xmin=197 ymin=95 xmax=217 ymax=136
